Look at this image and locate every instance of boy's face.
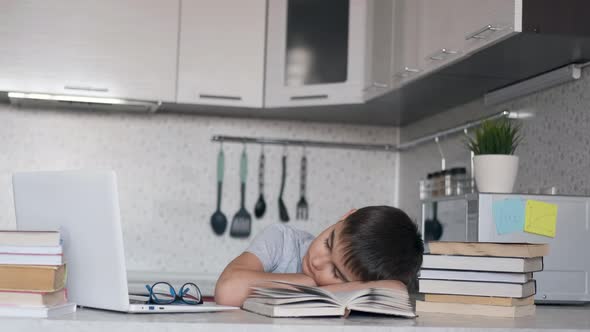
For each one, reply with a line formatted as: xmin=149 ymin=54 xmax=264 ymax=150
xmin=302 ymin=210 xmax=359 ymax=286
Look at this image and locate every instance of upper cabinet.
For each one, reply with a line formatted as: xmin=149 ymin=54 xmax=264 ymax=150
xmin=0 ymin=0 xmax=547 ymax=125
xmin=0 ymin=0 xmax=179 ymax=102
xmin=451 ymin=0 xmax=519 ymax=55
xmin=391 ymin=0 xmax=423 ymax=87
xmin=177 ymin=0 xmax=267 ymax=108
xmin=416 ymin=0 xmax=464 ymax=74
xmin=363 ymin=0 xmax=395 ymax=100
xmin=415 ymin=0 xmax=519 ymax=76
xmin=264 ymin=0 xmax=368 ymax=107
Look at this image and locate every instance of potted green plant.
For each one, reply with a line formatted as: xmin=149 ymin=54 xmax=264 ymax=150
xmin=467 ymin=119 xmax=522 ymax=193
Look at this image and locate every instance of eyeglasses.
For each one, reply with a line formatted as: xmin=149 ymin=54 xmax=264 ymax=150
xmin=145 ymin=282 xmax=203 ymax=305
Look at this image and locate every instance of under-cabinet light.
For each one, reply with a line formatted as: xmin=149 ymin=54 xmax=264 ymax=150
xmin=7 ymin=92 xmax=161 ymax=112
xmin=8 ymin=92 xmax=127 ymax=105
xmin=506 ymin=108 xmax=536 ymax=119
xmin=484 ymin=64 xmax=583 ymax=106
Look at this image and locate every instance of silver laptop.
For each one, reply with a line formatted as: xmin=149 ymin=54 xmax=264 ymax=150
xmin=12 ymin=170 xmax=238 ymax=313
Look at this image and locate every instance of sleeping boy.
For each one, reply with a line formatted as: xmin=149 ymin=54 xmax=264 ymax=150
xmin=215 ymin=206 xmax=424 ymax=306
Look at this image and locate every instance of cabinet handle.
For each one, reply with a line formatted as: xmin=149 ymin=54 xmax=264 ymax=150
xmin=466 ymin=24 xmax=502 ymax=40
xmin=393 ymin=67 xmax=421 ymax=78
xmin=199 ymin=94 xmax=242 ymax=101
xmin=371 ymin=82 xmax=389 ymax=88
xmin=290 ymin=94 xmax=328 ymax=101
xmin=427 ymin=48 xmax=459 ymax=61
xmin=64 ymin=85 xmax=109 ymax=93
xmin=363 ymin=82 xmax=389 ymax=92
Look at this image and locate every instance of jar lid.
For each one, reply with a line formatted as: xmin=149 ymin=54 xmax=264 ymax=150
xmin=450 ymin=167 xmax=467 ymax=174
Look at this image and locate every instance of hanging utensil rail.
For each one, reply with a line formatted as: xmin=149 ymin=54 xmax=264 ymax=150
xmin=211 ymin=135 xmax=397 ymax=151
xmin=211 ymin=110 xmax=515 ymax=152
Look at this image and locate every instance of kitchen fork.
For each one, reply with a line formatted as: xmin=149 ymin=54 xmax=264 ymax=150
xmin=296 ymin=150 xmax=308 ymax=220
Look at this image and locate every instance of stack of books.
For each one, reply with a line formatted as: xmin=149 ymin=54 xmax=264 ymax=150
xmin=0 ymin=230 xmax=76 ymax=318
xmin=416 ymin=242 xmax=549 ymax=318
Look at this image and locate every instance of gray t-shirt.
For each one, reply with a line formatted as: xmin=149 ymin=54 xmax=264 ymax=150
xmin=246 ymin=224 xmax=314 ymax=273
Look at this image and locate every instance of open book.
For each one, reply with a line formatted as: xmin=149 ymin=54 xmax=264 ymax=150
xmin=242 ymin=280 xmax=415 ymax=318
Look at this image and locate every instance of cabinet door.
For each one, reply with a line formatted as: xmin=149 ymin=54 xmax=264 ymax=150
xmin=391 ymin=0 xmax=423 ymax=86
xmin=265 ymin=0 xmax=368 ymax=107
xmin=416 ymin=0 xmax=464 ymax=75
xmin=452 ymin=0 xmax=520 ymax=55
xmin=0 ymin=1 xmax=178 ymax=102
xmin=177 ymin=0 xmax=267 ymax=107
xmin=363 ymin=0 xmax=395 ymax=101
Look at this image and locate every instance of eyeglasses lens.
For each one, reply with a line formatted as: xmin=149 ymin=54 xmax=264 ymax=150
xmin=180 ymin=283 xmax=202 ymax=304
xmin=151 ymin=282 xmax=175 ymax=304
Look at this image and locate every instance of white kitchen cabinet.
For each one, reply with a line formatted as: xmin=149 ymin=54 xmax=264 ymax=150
xmin=392 ymin=0 xmax=520 ymax=83
xmin=391 ymin=0 xmax=423 ymax=87
xmin=416 ymin=0 xmax=465 ymax=75
xmin=265 ymin=0 xmax=368 ymax=107
xmin=177 ymin=0 xmax=267 ymax=107
xmin=453 ymin=0 xmax=521 ymax=55
xmin=362 ymin=0 xmax=395 ymax=100
xmin=0 ymin=0 xmax=178 ymax=102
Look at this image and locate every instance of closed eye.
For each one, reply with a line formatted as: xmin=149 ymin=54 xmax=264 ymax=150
xmin=332 ymin=267 xmax=340 ymax=280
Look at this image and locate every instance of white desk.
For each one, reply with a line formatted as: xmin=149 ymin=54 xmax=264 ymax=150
xmin=1 ymin=304 xmax=590 ymax=332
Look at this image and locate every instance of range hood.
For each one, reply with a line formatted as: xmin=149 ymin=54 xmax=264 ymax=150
xmin=7 ymin=92 xmax=161 ymax=113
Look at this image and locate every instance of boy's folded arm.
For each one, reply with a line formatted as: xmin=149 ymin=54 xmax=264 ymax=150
xmin=215 ymin=252 xmax=317 ymax=307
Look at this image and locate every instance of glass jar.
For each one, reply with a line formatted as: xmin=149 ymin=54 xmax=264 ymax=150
xmin=419 ymin=173 xmax=434 ymax=200
xmin=451 ymin=167 xmax=468 ymax=196
xmin=443 ymin=169 xmax=453 ymax=196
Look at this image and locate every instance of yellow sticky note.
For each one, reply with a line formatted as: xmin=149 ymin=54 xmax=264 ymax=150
xmin=524 ymin=200 xmax=558 ymax=237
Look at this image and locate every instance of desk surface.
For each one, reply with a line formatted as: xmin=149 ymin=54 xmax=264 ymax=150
xmin=2 ymin=304 xmax=590 ymax=331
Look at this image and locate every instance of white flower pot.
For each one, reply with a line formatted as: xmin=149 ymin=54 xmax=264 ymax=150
xmin=473 ymin=155 xmax=519 ymax=193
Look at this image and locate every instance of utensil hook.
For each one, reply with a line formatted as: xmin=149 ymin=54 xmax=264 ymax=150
xmin=434 ymin=136 xmax=446 ymax=170
xmin=464 ymin=129 xmax=475 ymax=179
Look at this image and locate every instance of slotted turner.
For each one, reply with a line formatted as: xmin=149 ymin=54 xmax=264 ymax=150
xmin=278 ymin=151 xmax=290 ymax=222
xmin=230 ymin=148 xmax=252 ymax=238
xmin=296 ymin=150 xmax=308 ymax=220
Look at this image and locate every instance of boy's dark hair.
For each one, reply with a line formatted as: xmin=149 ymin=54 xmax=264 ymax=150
xmin=340 ymin=206 xmax=424 ymax=285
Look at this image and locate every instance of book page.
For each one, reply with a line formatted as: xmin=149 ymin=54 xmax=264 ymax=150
xmin=246 ymin=297 xmax=341 ymax=307
xmin=256 ymin=281 xmax=337 ymax=299
xmin=250 ymin=281 xmax=341 ymax=306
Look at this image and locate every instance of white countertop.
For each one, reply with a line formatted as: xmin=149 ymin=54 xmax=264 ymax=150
xmin=2 ymin=304 xmax=590 ymax=332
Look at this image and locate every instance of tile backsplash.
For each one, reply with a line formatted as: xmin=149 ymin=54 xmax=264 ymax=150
xmin=0 ymin=104 xmax=398 ymax=276
xmin=399 ymin=67 xmax=590 ymax=222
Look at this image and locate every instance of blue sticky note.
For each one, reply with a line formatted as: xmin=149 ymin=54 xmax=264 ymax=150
xmin=493 ymin=198 xmax=526 ymax=235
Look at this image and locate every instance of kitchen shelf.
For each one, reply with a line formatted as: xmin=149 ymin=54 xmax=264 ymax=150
xmin=420 ymin=193 xmax=478 ymax=204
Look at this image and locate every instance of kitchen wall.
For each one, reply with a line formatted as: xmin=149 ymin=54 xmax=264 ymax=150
xmin=0 ymin=103 xmax=398 ymax=276
xmin=398 ymin=67 xmax=590 ymax=222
